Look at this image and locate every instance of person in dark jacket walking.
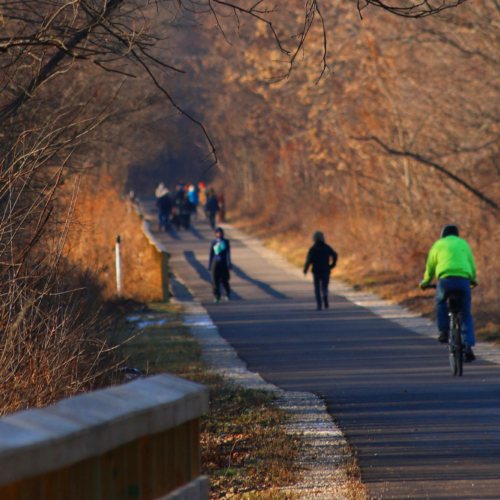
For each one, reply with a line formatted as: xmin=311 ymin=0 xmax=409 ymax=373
xmin=172 ymin=185 xmax=185 ymax=230
xmin=181 ymin=197 xmax=195 ymax=229
xmin=208 ymin=227 xmax=231 ymax=302
xmin=156 ymin=190 xmax=172 ymax=231
xmin=205 ymin=190 xmax=220 ymax=229
xmin=303 ymin=231 xmax=338 ymax=310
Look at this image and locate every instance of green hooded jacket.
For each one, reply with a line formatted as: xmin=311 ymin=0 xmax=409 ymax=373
xmin=422 ymin=235 xmax=476 ymax=285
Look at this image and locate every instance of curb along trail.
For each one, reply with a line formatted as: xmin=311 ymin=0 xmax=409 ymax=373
xmin=145 ymin=201 xmax=500 ymax=500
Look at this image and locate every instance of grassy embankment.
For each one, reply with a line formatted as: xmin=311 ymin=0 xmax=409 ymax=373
xmin=228 ymin=214 xmax=499 ymax=344
xmin=116 ymin=302 xmax=301 ymax=500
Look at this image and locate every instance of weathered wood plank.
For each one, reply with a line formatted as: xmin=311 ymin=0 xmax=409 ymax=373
xmin=0 ymin=374 xmax=206 ymax=499
xmin=123 ymin=441 xmax=140 ymax=500
xmin=190 ymin=418 xmax=200 ymax=480
xmin=165 ymin=428 xmax=176 ymax=495
xmin=0 ymin=375 xmax=208 ymax=488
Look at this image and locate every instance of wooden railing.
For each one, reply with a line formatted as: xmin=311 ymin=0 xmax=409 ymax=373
xmin=0 ymin=374 xmax=209 ymax=500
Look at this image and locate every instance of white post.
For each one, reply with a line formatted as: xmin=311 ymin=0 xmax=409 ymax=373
xmin=116 ymin=235 xmax=123 ymax=297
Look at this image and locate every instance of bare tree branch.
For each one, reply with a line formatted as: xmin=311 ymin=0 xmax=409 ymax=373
xmin=358 ymin=0 xmax=468 ymax=18
xmin=356 ymin=135 xmax=499 ymax=211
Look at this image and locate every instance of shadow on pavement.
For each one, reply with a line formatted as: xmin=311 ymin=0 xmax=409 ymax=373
xmin=231 ymin=264 xmax=287 ymax=300
xmin=170 ymin=276 xmax=193 ymax=302
xmin=189 ymin=226 xmax=205 ymax=240
xmin=166 ymin=227 xmax=181 ymax=240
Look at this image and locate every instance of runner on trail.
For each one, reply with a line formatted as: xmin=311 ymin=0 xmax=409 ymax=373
xmin=419 ymin=224 xmax=478 ymax=362
xmin=208 ymin=227 xmax=231 ymax=303
xmin=303 ymin=231 xmax=338 ymax=311
xmin=205 ymin=190 xmax=220 ymax=230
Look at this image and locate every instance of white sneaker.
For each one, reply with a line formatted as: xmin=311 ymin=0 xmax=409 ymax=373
xmin=224 ymin=296 xmax=229 ymax=302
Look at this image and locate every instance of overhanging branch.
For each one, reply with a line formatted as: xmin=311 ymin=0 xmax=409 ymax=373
xmin=0 ymin=0 xmax=124 ymax=123
xmin=355 ymin=135 xmax=499 ymax=211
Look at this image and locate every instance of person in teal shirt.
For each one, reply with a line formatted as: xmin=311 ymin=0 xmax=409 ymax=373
xmin=208 ymin=227 xmax=232 ymax=302
xmin=420 ymin=224 xmax=477 ymax=361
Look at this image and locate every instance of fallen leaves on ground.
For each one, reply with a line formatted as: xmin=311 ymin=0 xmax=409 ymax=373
xmin=201 ymin=382 xmax=300 ymax=499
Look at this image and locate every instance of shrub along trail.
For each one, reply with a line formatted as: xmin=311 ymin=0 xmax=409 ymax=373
xmin=146 ymin=202 xmax=500 ymax=500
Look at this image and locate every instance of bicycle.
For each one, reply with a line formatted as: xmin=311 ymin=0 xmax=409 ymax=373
xmin=420 ymin=283 xmax=468 ymax=376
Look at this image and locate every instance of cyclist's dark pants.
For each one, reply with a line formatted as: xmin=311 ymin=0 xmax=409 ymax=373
xmin=212 ymin=261 xmax=230 ymax=299
xmin=313 ymin=272 xmax=329 ymax=309
xmin=436 ymin=277 xmax=475 ymax=346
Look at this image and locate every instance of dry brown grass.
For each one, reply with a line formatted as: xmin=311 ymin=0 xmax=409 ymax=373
xmin=0 ymin=178 xmax=123 ymax=415
xmin=0 ymin=177 xmax=170 ymax=415
xmin=339 ymin=445 xmax=367 ymax=500
xmin=239 ymin=489 xmax=297 ymax=500
xmin=202 ymin=385 xmax=301 ymax=499
xmin=67 ymin=175 xmax=163 ymax=302
xmin=0 ymin=262 xmax=116 ymax=415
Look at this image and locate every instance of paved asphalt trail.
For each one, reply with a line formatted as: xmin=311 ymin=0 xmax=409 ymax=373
xmin=152 ymin=213 xmax=500 ymax=499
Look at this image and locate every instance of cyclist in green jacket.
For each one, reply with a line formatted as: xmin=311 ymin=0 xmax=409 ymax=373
xmin=420 ymin=224 xmax=477 ymax=362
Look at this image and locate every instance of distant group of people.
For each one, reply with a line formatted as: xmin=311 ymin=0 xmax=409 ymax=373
xmin=155 ymin=182 xmax=225 ymax=231
xmin=154 ymin=181 xmax=230 ymax=302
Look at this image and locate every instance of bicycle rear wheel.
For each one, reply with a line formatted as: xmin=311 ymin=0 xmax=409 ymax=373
xmin=449 ymin=316 xmax=463 ymax=376
xmin=449 ymin=331 xmax=458 ymax=376
xmin=456 ymin=326 xmax=463 ymax=377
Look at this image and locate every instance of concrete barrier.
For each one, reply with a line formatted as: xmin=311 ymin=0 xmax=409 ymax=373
xmin=132 ymin=202 xmax=171 ymax=302
xmin=0 ymin=374 xmax=209 ymax=500
xmin=141 ymin=219 xmax=171 ymax=302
